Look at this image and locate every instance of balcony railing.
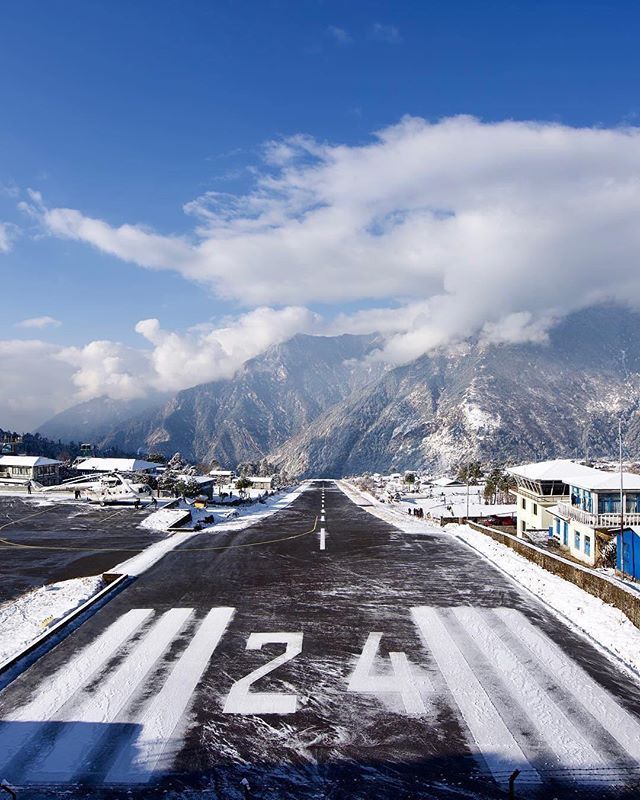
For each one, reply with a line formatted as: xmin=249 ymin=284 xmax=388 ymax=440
xmin=556 ymin=503 xmax=640 ymax=529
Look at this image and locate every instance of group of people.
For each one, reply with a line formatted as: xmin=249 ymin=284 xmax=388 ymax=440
xmin=407 ymin=506 xmax=425 ymax=518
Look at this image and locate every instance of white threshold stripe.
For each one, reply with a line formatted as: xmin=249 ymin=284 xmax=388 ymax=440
xmin=497 ymin=608 xmax=640 ymax=764
xmin=0 ymin=608 xmax=152 ymax=775
xmin=411 ymin=607 xmax=537 ymax=783
xmin=106 ymin=607 xmax=235 ymax=784
xmin=29 ymin=608 xmax=193 ymax=782
xmin=455 ymin=607 xmax=605 ymax=770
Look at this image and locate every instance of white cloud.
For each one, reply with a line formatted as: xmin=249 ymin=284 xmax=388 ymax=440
xmin=15 ymin=315 xmax=62 ymax=329
xmin=0 ymin=222 xmax=16 ymax=253
xmin=0 ymin=340 xmax=76 ymax=431
xmin=18 ymin=115 xmax=640 ymax=371
xmin=328 ymin=25 xmax=352 ymax=44
xmin=134 ymin=306 xmax=319 ymax=393
xmin=0 ymin=307 xmax=320 ymax=429
xmin=370 ymin=23 xmax=402 ymax=44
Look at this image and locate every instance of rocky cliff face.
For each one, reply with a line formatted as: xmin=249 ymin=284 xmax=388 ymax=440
xmin=270 ymin=306 xmax=640 ymax=476
xmin=40 ymin=334 xmax=383 ymax=465
xmin=37 ymin=306 xmax=640 ymax=475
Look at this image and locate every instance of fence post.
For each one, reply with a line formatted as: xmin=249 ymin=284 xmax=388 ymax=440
xmin=508 ymin=769 xmax=520 ymax=799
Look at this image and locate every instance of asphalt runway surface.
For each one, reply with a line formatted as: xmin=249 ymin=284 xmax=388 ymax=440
xmin=1 ymin=482 xmax=640 ymax=799
xmin=0 ymin=496 xmax=164 ymax=602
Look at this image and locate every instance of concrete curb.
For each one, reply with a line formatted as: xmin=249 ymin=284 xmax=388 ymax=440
xmin=0 ymin=572 xmax=130 ymax=685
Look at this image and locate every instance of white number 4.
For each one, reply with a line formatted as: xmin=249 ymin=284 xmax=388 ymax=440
xmin=347 ymin=632 xmax=428 ymax=715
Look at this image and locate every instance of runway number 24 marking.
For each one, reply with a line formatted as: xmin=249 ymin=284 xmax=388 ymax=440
xmin=222 ymin=628 xmax=424 ymax=716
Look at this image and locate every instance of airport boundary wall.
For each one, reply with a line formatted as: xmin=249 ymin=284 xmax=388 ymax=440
xmin=467 ymin=521 xmax=640 ymax=630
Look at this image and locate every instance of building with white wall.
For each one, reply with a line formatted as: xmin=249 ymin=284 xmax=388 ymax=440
xmin=507 ymin=460 xmax=595 ymax=538
xmin=0 ymin=455 xmax=62 ymax=486
xmin=509 ymin=458 xmax=640 ymax=566
xmin=548 ymin=469 xmax=640 ymax=566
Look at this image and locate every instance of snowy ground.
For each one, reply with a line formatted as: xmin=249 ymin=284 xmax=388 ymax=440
xmin=140 ymin=483 xmax=309 ymax=533
xmin=0 ymin=576 xmax=105 ymax=665
xmin=454 ymin=524 xmax=640 ymax=676
xmin=343 ymin=480 xmax=640 ymax=679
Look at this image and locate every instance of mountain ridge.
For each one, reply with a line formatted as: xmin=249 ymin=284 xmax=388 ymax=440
xmin=36 ymin=306 xmax=640 ymax=475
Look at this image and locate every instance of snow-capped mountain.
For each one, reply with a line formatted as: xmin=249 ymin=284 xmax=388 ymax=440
xmin=37 ymin=306 xmax=640 ymax=475
xmin=39 ymin=334 xmax=383 ymax=466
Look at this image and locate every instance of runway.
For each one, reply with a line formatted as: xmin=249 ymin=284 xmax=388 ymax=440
xmin=1 ymin=481 xmax=639 ymax=798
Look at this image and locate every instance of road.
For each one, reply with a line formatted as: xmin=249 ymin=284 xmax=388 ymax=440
xmin=1 ymin=481 xmax=640 ymax=799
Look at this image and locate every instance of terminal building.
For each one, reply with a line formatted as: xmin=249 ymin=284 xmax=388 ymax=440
xmin=508 ymin=459 xmax=640 ymax=567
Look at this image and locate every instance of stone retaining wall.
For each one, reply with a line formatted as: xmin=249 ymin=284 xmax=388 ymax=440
xmin=467 ymin=521 xmax=640 ymax=629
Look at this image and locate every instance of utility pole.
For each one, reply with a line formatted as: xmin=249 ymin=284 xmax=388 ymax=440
xmin=466 ymin=470 xmax=470 ymax=520
xmin=619 ymin=419 xmax=625 ymax=578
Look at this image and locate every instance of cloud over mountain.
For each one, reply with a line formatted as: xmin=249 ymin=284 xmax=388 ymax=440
xmin=24 ymin=116 xmax=640 ymax=355
xmin=9 ymin=116 xmax=640 ymax=425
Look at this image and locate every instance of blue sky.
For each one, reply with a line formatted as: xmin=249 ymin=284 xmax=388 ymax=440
xmin=2 ymin=0 xmax=640 ymax=428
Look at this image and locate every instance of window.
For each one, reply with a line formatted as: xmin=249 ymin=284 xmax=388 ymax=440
xmin=574 ymin=531 xmax=581 ymax=550
xmin=521 ymin=498 xmax=526 ymax=510
xmin=584 ymin=536 xmax=591 ymax=557
xmin=521 ymin=520 xmax=526 ymax=533
xmin=555 ymin=519 xmax=561 ymax=535
xmin=563 ymin=522 xmax=569 ymax=546
xmin=533 ymin=503 xmax=538 ymax=515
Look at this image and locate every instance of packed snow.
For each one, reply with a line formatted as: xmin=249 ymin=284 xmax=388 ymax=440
xmin=0 ymin=576 xmax=105 ymax=665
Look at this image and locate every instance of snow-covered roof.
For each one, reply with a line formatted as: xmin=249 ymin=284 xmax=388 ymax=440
xmin=209 ymin=469 xmax=234 ymax=476
xmin=509 ymin=459 xmax=640 ymax=492
xmin=507 ymin=459 xmax=595 ymax=482
xmin=75 ymin=457 xmax=157 ymax=472
xmin=432 ymin=477 xmax=464 ymax=487
xmin=177 ymin=474 xmax=214 ymax=484
xmin=0 ymin=455 xmax=62 ymax=467
xmin=566 ymin=470 xmax=640 ymax=492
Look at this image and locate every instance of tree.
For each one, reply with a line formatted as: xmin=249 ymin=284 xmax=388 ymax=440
xmin=237 ymin=462 xmax=258 ymax=477
xmin=457 ymin=461 xmax=482 ymax=485
xmin=175 ymin=478 xmax=201 ymax=498
xmin=258 ymin=458 xmax=275 ymax=477
xmin=167 ymin=452 xmax=196 ymax=475
xmin=404 ymin=473 xmax=416 ymax=486
xmin=146 ymin=452 xmax=166 ymax=464
xmin=236 ymin=476 xmax=252 ymax=492
xmin=135 ymin=472 xmax=158 ymax=491
xmin=157 ymin=472 xmax=178 ymax=495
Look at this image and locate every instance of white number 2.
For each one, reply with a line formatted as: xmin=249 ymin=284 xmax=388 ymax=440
xmin=223 ymin=632 xmax=303 ymax=715
xmin=347 ymin=632 xmax=427 ymax=715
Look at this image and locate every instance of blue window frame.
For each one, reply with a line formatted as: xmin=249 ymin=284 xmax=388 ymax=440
xmin=574 ymin=531 xmax=581 ymax=550
xmin=563 ymin=521 xmax=569 ymax=546
xmin=584 ymin=536 xmax=591 ymax=557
